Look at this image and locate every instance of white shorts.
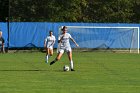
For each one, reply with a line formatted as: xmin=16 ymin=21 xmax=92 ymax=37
xmin=47 ymin=45 xmax=53 ymax=50
xmin=58 ymin=47 xmax=72 ymax=54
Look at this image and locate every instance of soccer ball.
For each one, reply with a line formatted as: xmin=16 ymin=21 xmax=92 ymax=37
xmin=63 ymin=65 xmax=70 ymax=71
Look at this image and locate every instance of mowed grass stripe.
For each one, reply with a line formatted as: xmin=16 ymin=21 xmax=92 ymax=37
xmin=0 ymin=52 xmax=140 ymax=93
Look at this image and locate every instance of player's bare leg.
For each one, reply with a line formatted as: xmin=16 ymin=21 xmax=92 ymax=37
xmin=67 ymin=51 xmax=75 ymax=71
xmin=46 ymin=48 xmax=54 ymax=63
xmin=50 ymin=52 xmax=63 ymax=65
xmin=49 ymin=49 xmax=53 ymax=56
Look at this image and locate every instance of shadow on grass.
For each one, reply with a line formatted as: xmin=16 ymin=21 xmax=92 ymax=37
xmin=0 ymin=69 xmax=66 ymax=72
xmin=0 ymin=69 xmax=49 ymax=71
xmin=0 ymin=69 xmax=73 ymax=73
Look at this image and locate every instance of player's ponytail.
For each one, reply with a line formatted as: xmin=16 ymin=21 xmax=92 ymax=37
xmin=61 ymin=26 xmax=67 ymax=31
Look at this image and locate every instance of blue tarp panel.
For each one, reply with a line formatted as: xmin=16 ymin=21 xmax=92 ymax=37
xmin=9 ymin=22 xmax=56 ymax=47
xmin=7 ymin=22 xmax=140 ymax=48
xmin=0 ymin=22 xmax=8 ymax=47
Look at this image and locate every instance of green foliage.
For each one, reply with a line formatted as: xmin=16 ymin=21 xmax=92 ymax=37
xmin=0 ymin=0 xmax=9 ymax=21
xmin=0 ymin=0 xmax=140 ymax=22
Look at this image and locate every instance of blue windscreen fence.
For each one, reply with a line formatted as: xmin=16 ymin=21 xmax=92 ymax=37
xmin=9 ymin=22 xmax=54 ymax=48
xmin=0 ymin=22 xmax=140 ymax=48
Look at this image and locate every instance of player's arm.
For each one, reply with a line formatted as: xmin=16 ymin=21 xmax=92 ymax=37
xmin=51 ymin=37 xmax=56 ymax=46
xmin=53 ymin=37 xmax=56 ymax=45
xmin=44 ymin=38 xmax=47 ymax=48
xmin=51 ymin=41 xmax=55 ymax=46
xmin=70 ymin=37 xmax=79 ymax=47
xmin=58 ymin=35 xmax=64 ymax=43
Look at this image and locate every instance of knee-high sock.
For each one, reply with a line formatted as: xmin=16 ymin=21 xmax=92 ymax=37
xmin=70 ymin=60 xmax=74 ymax=69
xmin=46 ymin=55 xmax=50 ymax=62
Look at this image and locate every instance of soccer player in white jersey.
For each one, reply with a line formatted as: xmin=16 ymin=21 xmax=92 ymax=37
xmin=44 ymin=31 xmax=56 ymax=63
xmin=50 ymin=26 xmax=79 ymax=71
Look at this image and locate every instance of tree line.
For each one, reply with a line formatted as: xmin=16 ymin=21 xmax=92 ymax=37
xmin=0 ymin=0 xmax=140 ymax=23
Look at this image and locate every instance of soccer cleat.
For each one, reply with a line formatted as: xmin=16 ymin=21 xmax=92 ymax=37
xmin=71 ymin=69 xmax=75 ymax=71
xmin=50 ymin=61 xmax=55 ymax=65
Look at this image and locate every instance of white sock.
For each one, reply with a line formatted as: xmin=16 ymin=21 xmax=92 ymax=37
xmin=70 ymin=60 xmax=74 ymax=69
xmin=46 ymin=55 xmax=50 ymax=63
xmin=48 ymin=55 xmax=50 ymax=58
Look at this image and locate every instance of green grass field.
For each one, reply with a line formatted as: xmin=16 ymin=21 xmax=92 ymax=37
xmin=0 ymin=51 xmax=140 ymax=93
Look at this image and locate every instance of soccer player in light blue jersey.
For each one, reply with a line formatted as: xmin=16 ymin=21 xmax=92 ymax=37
xmin=44 ymin=31 xmax=56 ymax=63
xmin=50 ymin=26 xmax=79 ymax=71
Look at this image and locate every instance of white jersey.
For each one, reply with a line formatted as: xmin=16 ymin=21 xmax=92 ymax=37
xmin=58 ymin=33 xmax=72 ymax=49
xmin=45 ymin=35 xmax=56 ymax=48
